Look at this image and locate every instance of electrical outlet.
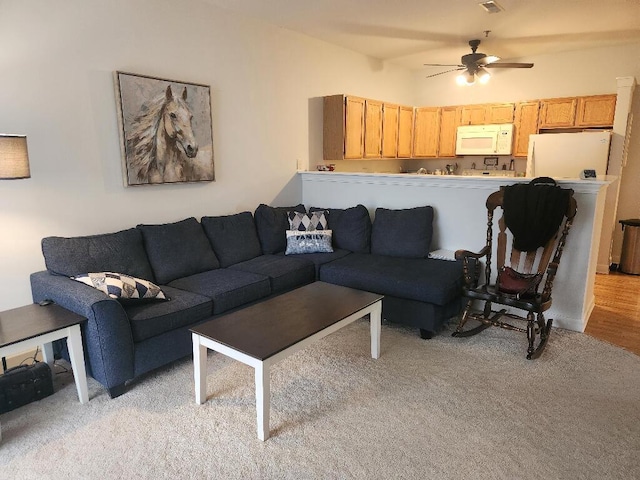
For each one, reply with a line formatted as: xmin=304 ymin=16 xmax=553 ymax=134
xmin=296 ymin=159 xmax=302 ymax=170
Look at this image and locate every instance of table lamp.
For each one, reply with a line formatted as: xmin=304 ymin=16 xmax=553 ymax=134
xmin=0 ymin=134 xmax=30 ymax=179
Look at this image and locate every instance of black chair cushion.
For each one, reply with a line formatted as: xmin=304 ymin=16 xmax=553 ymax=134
xmin=229 ymin=255 xmax=315 ymax=293
xmin=309 ymin=204 xmax=372 ymax=253
xmin=254 ymin=204 xmax=306 ymax=254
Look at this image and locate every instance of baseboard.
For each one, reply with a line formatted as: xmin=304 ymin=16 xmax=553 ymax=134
xmin=552 ymin=297 xmax=593 ymax=333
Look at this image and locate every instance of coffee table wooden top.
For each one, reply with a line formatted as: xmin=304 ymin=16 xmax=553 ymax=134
xmin=0 ymin=303 xmax=86 ymax=349
xmin=191 ymin=282 xmax=382 ymax=361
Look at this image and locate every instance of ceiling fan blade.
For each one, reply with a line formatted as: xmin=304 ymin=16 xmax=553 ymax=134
xmin=424 ymin=63 xmax=464 ymax=67
xmin=477 ymin=55 xmax=500 ymax=65
xmin=485 ymin=62 xmax=534 ymax=68
xmin=425 ymin=67 xmax=465 ymax=79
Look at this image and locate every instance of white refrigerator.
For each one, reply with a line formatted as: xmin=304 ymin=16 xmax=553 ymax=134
xmin=526 ymin=131 xmax=612 ymax=179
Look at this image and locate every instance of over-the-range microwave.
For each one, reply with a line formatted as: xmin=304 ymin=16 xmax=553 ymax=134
xmin=455 ymin=123 xmax=514 ymax=155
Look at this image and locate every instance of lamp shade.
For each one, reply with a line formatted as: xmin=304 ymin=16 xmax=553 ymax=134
xmin=0 ymin=134 xmax=30 ymax=179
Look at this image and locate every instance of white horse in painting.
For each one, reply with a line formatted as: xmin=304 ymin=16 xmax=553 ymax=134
xmin=126 ymin=85 xmax=209 ymax=184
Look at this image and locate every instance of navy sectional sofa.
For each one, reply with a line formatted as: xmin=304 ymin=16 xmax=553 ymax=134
xmin=30 ymin=204 xmax=465 ymax=398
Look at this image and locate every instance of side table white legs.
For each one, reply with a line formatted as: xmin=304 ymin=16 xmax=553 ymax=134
xmin=66 ymin=324 xmax=89 ymax=404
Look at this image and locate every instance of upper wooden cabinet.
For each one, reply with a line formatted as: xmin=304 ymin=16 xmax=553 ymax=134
xmin=397 ymin=105 xmax=414 ymax=158
xmin=364 ymin=99 xmax=383 ymax=158
xmin=576 ymin=94 xmax=617 ymax=127
xmin=323 ymin=95 xmax=413 ymax=160
xmin=538 ymin=95 xmax=616 ymax=129
xmin=513 ymin=101 xmax=540 ymax=157
xmin=460 ymin=104 xmax=486 ymax=125
xmin=413 ymin=107 xmax=440 ymax=157
xmin=538 ymin=97 xmax=578 ymax=128
xmin=381 ymin=103 xmax=399 ymax=158
xmin=439 ymin=106 xmax=462 ymax=157
xmin=323 ymin=95 xmax=364 ymax=160
xmin=487 ymin=103 xmax=515 ymax=124
xmin=460 ymin=103 xmax=515 ymax=125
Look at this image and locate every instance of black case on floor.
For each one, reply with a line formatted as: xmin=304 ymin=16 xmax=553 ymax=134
xmin=0 ymin=362 xmax=54 ymax=414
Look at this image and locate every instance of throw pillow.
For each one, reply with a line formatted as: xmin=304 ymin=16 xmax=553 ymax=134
xmin=371 ymin=206 xmax=434 ymax=258
xmin=72 ymin=272 xmax=169 ymax=302
xmin=285 ymin=230 xmax=333 ymax=255
xmin=287 ymin=211 xmax=329 ymax=231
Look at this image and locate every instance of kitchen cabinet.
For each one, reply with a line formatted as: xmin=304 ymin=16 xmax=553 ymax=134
xmin=513 ymin=101 xmax=540 ymax=157
xmin=538 ymin=97 xmax=578 ymax=128
xmin=460 ymin=103 xmax=514 ymax=125
xmin=364 ymin=99 xmax=383 ymax=158
xmin=460 ymin=104 xmax=486 ymax=125
xmin=381 ymin=103 xmax=399 ymax=158
xmin=576 ymin=94 xmax=617 ymax=127
xmin=397 ymin=105 xmax=414 ymax=158
xmin=323 ymin=95 xmax=365 ymax=160
xmin=486 ymin=103 xmax=515 ymax=124
xmin=438 ymin=106 xmax=462 ymax=157
xmin=413 ymin=107 xmax=440 ymax=157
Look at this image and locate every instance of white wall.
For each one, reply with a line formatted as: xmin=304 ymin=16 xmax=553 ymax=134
xmin=0 ymin=0 xmax=416 ymax=311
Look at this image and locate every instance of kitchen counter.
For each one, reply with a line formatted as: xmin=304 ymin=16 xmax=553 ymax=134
xmin=299 ymin=171 xmax=614 ymax=332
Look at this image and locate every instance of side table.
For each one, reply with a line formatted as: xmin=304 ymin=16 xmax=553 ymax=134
xmin=0 ymin=303 xmax=89 ymax=404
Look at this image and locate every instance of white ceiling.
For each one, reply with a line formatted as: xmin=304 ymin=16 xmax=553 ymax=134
xmin=204 ymin=0 xmax=640 ymax=72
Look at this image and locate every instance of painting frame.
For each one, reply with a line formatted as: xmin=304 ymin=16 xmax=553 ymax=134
xmin=114 ymin=71 xmax=215 ymax=187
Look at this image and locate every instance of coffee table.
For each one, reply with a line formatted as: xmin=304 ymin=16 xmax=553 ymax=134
xmin=191 ymin=281 xmax=383 ymax=441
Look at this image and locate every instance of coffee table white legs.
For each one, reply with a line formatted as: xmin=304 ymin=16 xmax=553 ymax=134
xmin=192 ymin=299 xmax=382 ymax=441
xmin=193 ymin=336 xmax=208 ymax=405
xmin=255 ymin=363 xmax=270 ymax=441
xmin=369 ymin=301 xmax=382 ymax=359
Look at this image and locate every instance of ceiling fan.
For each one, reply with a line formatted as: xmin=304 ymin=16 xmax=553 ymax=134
xmin=424 ymin=39 xmax=534 ymax=85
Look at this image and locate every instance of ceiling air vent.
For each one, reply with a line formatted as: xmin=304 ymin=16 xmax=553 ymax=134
xmin=478 ymin=1 xmax=504 ymax=14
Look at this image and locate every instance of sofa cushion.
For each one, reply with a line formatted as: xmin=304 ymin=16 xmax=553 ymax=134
xmin=229 ymin=255 xmax=315 ymax=293
xmin=254 ymin=204 xmax=305 ymax=254
xmin=41 ymin=228 xmax=155 ymax=281
xmin=72 ymin=272 xmax=168 ymax=302
xmin=285 ymin=230 xmax=333 ymax=255
xmin=137 ymin=218 xmax=220 ymax=284
xmin=168 ymin=269 xmax=270 ymax=314
xmin=310 ymin=205 xmax=371 ymax=253
xmin=319 ymin=253 xmax=464 ymax=306
xmin=281 ymin=248 xmax=351 ymax=277
xmin=201 ymin=212 xmax=262 ymax=267
xmin=371 ymin=206 xmax=434 ymax=258
xmin=125 ymin=285 xmax=212 ymax=342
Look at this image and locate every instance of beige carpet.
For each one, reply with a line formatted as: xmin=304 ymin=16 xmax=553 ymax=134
xmin=1 ymin=319 xmax=639 ymax=479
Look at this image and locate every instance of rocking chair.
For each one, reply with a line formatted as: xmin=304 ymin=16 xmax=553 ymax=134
xmin=452 ymin=177 xmax=577 ymax=359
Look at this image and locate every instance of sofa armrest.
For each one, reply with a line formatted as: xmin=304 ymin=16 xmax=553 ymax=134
xmin=30 ymin=271 xmax=135 ymax=389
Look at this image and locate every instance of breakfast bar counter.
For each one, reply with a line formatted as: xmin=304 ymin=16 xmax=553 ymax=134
xmin=299 ymin=171 xmax=613 ymax=332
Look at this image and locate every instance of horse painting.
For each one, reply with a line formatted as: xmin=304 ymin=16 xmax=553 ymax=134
xmin=118 ymin=73 xmax=214 ymax=186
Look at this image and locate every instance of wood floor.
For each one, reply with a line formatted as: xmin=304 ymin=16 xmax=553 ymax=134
xmin=585 ymin=271 xmax=640 ymax=356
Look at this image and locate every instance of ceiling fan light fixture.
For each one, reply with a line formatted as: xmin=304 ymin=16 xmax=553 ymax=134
xmin=478 ymin=1 xmax=504 ymax=14
xmin=456 ymin=71 xmax=475 ymax=86
xmin=477 ymin=67 xmax=491 ymax=84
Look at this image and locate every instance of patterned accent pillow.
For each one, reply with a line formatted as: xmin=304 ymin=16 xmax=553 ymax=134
xmin=287 ymin=211 xmax=329 ymax=231
xmin=285 ymin=230 xmax=333 ymax=255
xmin=72 ymin=272 xmax=169 ymax=302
